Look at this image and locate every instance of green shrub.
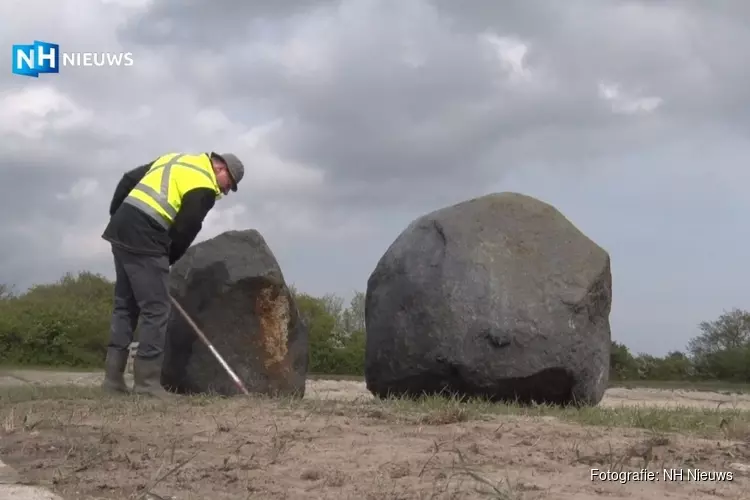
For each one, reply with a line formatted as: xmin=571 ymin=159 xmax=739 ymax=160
xmin=294 ymin=291 xmax=365 ymax=375
xmin=0 ymin=272 xmax=368 ymax=375
xmin=3 ymin=271 xmax=749 ymax=384
xmin=0 ymin=272 xmax=113 ymax=367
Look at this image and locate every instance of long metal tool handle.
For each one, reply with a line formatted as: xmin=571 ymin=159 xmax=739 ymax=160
xmin=169 ymin=295 xmax=251 ymax=396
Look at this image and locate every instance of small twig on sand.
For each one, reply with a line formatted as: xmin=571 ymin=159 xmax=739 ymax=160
xmin=135 ymin=450 xmax=199 ymax=500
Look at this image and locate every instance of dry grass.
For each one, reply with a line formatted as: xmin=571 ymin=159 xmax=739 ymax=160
xmin=1 ymin=384 xmax=750 ymax=499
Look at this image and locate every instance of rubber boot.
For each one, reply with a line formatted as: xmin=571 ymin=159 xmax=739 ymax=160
xmin=133 ymin=354 xmax=176 ymax=399
xmin=101 ymin=348 xmax=130 ymax=394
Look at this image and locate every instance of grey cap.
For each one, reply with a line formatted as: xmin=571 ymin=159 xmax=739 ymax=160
xmin=216 ymin=152 xmax=244 ymax=192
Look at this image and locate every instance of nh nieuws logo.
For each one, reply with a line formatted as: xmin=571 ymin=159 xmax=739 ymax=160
xmin=12 ymin=40 xmax=134 ymax=77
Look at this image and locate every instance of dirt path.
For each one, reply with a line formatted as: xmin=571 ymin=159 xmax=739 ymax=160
xmin=307 ymin=377 xmax=750 ymax=409
xmin=4 ymin=369 xmax=750 ymax=410
xmin=2 ymin=369 xmax=750 ymax=499
xmin=2 ymin=394 xmax=749 ymax=499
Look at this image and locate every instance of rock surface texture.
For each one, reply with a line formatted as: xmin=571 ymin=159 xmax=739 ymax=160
xmin=364 ymin=192 xmax=612 ymax=406
xmin=161 ymin=230 xmax=308 ymax=397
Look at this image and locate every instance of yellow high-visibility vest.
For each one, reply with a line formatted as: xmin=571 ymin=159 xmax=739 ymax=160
xmin=123 ymin=152 xmax=220 ymax=228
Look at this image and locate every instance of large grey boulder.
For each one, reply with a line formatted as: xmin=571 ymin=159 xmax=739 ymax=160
xmin=364 ymin=192 xmax=612 ymax=406
xmin=160 ymin=229 xmax=308 ymax=397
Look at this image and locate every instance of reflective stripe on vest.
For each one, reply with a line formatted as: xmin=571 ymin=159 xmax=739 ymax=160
xmin=123 ymin=153 xmax=218 ymax=229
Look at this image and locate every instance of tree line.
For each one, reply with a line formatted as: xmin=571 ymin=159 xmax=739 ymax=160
xmin=1 ymin=271 xmax=748 ymax=383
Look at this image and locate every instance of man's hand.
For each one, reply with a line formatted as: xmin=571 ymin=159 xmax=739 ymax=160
xmin=168 ymin=244 xmax=180 ymax=266
xmin=168 ymin=187 xmax=216 ymax=266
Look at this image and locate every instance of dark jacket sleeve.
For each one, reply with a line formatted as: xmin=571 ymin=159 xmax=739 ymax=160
xmin=168 ymin=188 xmax=217 ymax=265
xmin=109 ymin=163 xmax=152 ymax=216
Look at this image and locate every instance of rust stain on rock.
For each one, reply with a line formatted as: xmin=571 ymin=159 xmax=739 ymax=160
xmin=255 ymin=286 xmax=290 ymax=374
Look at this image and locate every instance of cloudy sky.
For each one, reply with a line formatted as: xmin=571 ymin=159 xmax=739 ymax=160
xmin=1 ymin=0 xmax=748 ymax=356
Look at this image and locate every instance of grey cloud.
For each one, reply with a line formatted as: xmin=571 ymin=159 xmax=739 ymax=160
xmin=8 ymin=0 xmax=746 ymax=210
xmin=120 ymin=0 xmax=694 ymax=212
xmin=435 ymin=0 xmax=750 ymax=118
xmin=121 ymin=0 xmax=336 ymax=47
xmin=1 ymin=0 xmax=748 ymax=356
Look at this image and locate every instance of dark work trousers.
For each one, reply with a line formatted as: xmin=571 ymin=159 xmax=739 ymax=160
xmin=108 ymin=245 xmax=171 ymax=359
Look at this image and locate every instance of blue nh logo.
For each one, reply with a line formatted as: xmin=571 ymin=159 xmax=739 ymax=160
xmin=12 ymin=41 xmax=59 ymax=77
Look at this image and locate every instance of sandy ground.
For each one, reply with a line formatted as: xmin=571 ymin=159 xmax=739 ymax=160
xmin=307 ymin=378 xmax=750 ymax=410
xmin=1 ymin=370 xmax=750 ymax=499
xmin=4 ymin=370 xmax=750 ymax=410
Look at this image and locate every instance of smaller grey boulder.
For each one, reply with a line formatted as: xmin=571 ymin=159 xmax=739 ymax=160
xmin=161 ymin=229 xmax=308 ymax=397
